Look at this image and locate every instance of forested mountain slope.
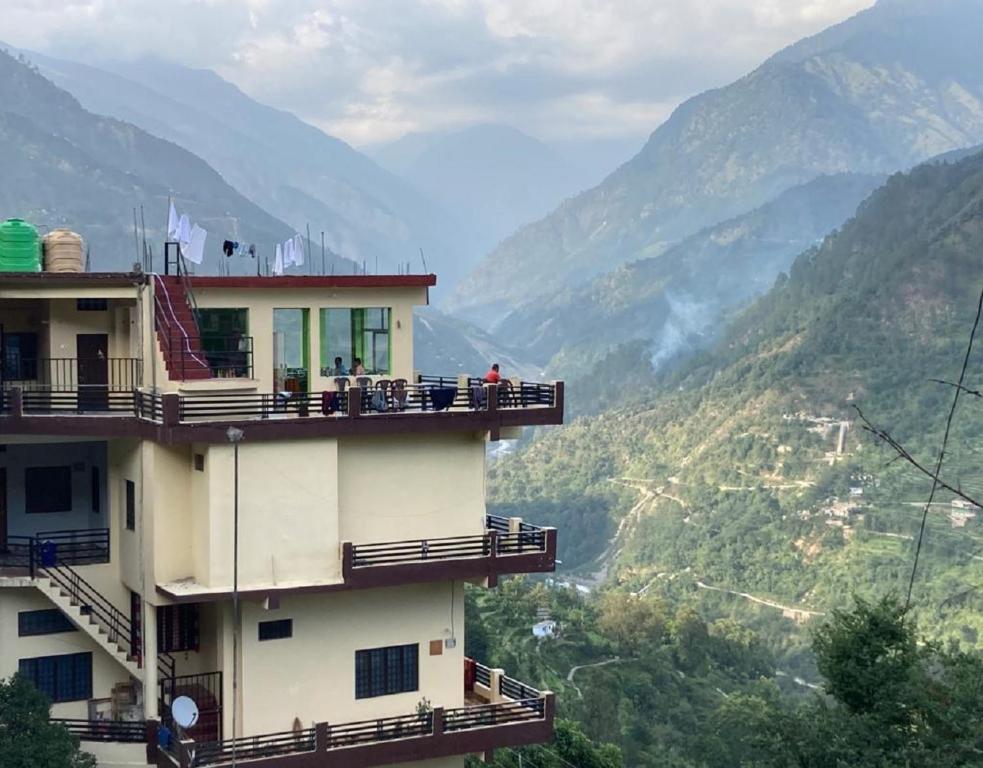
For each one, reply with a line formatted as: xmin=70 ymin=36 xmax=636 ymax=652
xmin=450 ymin=0 xmax=983 ymax=325
xmin=491 ymin=148 xmax=983 ymax=651
xmin=0 ymin=50 xmax=315 ymax=271
xmin=496 ymin=172 xmax=883 ymax=375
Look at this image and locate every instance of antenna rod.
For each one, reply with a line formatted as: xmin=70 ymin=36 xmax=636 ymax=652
xmin=321 ymin=231 xmax=325 ymax=276
xmin=140 ymin=205 xmax=148 ymax=271
xmin=132 ymin=208 xmax=140 ymax=266
xmin=306 ymin=222 xmax=313 ymax=276
xmin=419 ymin=247 xmax=429 ymax=274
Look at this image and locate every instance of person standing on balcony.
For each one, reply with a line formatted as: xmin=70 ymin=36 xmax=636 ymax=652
xmin=484 ymin=363 xmax=502 ymax=383
xmin=351 ymin=358 xmax=366 ymax=376
xmin=328 ymin=356 xmax=347 ymax=376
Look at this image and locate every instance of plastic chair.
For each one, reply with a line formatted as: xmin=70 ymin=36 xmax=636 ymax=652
xmin=334 ymin=377 xmax=349 ymax=392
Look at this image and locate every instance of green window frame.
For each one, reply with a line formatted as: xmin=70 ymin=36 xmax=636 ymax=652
xmin=319 ymin=308 xmax=391 ymax=375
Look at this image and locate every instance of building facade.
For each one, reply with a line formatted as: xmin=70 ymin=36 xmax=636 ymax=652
xmin=0 ymin=266 xmax=563 ymax=768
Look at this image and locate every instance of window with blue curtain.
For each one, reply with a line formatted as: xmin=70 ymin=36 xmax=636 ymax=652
xmin=355 ymin=643 xmax=418 ymax=699
xmin=18 ymin=652 xmax=92 ymax=702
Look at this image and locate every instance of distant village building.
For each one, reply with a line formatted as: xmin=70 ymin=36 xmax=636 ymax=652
xmin=849 ymin=486 xmax=864 ymax=497
xmin=532 ymin=620 xmax=558 ymax=639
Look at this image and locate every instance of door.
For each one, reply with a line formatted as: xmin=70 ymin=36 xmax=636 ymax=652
xmin=77 ymin=334 xmax=109 ymax=411
xmin=0 ymin=468 xmax=7 ymax=551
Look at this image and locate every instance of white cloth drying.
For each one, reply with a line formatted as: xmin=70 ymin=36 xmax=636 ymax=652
xmin=183 ymin=224 xmax=207 ymax=265
xmin=291 ymin=234 xmax=305 ymax=267
xmin=273 ymin=243 xmax=285 ymax=275
xmin=167 ymin=202 xmax=180 ymax=240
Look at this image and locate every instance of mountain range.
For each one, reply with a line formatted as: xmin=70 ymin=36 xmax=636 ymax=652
xmin=0 ymin=48 xmax=326 ymax=273
xmin=449 ymin=0 xmax=983 ymax=327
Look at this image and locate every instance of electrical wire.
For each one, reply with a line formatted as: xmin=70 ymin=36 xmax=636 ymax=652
xmin=905 ymin=285 xmax=983 ymax=611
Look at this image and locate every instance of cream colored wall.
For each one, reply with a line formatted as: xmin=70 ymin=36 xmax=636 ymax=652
xmin=45 ymin=298 xmax=135 ymax=362
xmin=0 ymin=588 xmax=131 ymax=719
xmin=148 ymin=443 xmax=194 ymax=591
xmin=202 ymin=439 xmax=340 ymax=589
xmin=235 ymin=582 xmax=465 ymax=735
xmin=338 ymin=433 xmax=487 ymax=544
xmin=189 ymin=286 xmax=424 ymax=391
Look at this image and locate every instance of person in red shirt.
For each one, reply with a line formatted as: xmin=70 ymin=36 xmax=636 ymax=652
xmin=484 ymin=363 xmax=501 ymax=383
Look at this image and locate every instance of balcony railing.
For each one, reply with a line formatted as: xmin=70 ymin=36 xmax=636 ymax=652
xmin=0 ymin=528 xmax=110 ymax=572
xmin=339 ymin=514 xmax=557 ymax=590
xmin=0 ymin=357 xmax=142 ymax=392
xmin=52 ymin=718 xmax=150 ymax=743
xmin=158 ymin=663 xmax=552 ymax=768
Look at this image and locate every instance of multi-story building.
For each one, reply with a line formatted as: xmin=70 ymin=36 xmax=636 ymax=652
xmin=0 ymin=257 xmax=563 ymax=768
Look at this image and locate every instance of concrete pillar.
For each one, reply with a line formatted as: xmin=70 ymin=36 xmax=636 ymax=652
xmin=143 ymin=603 xmax=159 ymax=719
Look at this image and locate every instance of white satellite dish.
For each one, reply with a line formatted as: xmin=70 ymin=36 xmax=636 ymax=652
xmin=172 ymin=696 xmax=200 ymax=729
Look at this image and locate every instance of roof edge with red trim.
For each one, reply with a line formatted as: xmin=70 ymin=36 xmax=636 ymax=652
xmin=186 ymin=274 xmax=437 ymax=289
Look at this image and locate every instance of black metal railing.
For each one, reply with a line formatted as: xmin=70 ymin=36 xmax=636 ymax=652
xmin=178 ymin=390 xmax=346 ymax=420
xmin=0 ymin=530 xmax=109 ymax=571
xmin=199 ymin=335 xmax=254 ymax=379
xmin=40 ymin=558 xmax=134 ymax=662
xmin=52 ymin=718 xmax=148 ymax=743
xmin=474 ymin=661 xmax=492 ymax=688
xmin=0 ymin=536 xmax=34 ymax=569
xmin=326 ymin=712 xmax=433 ymax=749
xmin=193 ymin=728 xmax=315 ymax=766
xmin=0 ymin=358 xmax=142 ymax=392
xmin=157 ymin=652 xmax=177 ymax=682
xmin=351 ymin=518 xmax=549 ymax=569
xmin=444 ymin=698 xmax=545 ymax=732
xmin=18 ymin=389 xmax=136 ymax=414
xmin=500 ymin=674 xmax=542 ymax=704
xmin=159 ymin=671 xmax=223 ymax=742
xmin=34 ymin=529 xmax=110 ymax=565
xmin=135 ymin=389 xmax=163 ymax=420
xmin=352 ymin=535 xmax=490 ymax=567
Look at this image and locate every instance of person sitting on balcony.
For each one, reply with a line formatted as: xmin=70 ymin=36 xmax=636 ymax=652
xmin=350 ymin=358 xmax=366 ymax=376
xmin=484 ymin=363 xmax=502 ymax=383
xmin=328 ymin=356 xmax=347 ymax=376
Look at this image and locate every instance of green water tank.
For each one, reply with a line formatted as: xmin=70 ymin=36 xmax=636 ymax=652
xmin=0 ymin=218 xmax=42 ymax=272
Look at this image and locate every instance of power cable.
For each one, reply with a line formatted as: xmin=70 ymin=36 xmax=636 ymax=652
xmin=905 ymin=285 xmax=983 ymax=611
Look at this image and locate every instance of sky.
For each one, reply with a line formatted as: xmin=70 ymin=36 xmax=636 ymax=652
xmin=2 ymin=0 xmax=873 ymax=146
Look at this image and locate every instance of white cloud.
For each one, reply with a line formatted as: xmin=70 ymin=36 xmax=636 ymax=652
xmin=0 ymin=0 xmax=873 ymax=144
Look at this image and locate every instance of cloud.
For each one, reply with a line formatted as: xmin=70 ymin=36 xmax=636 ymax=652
xmin=0 ymin=0 xmax=873 ymax=144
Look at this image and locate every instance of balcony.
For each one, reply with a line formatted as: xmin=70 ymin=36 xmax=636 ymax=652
xmin=343 ymin=514 xmax=557 ymax=590
xmin=156 ymin=661 xmax=553 ymax=768
xmin=0 ymin=374 xmax=564 ymax=443
xmin=157 ymin=515 xmax=556 ymax=602
xmin=0 ymin=528 xmax=110 ymax=574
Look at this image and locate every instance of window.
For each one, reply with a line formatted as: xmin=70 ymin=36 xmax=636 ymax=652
xmin=319 ymin=308 xmax=391 ymax=375
xmin=355 ymin=643 xmax=418 ymax=699
xmin=1 ymin=332 xmax=38 ymax=380
xmin=258 ymin=619 xmax=293 ymax=641
xmin=194 ymin=454 xmax=205 ymax=472
xmin=125 ymin=480 xmax=135 ymax=531
xmin=25 ymin=466 xmax=72 ymax=514
xmin=76 ymin=299 xmax=108 ymax=311
xmin=18 ymin=609 xmax=76 ymax=637
xmin=157 ymin=604 xmax=199 ymax=653
xmin=19 ymin=653 xmax=92 ymax=702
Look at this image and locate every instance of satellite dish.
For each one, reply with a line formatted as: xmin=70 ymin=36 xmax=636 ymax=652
xmin=172 ymin=696 xmax=199 ymax=729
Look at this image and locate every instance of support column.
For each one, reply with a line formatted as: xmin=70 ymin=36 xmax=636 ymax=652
xmin=143 ymin=602 xmax=159 ymax=719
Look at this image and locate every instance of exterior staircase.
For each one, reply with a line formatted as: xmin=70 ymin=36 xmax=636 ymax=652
xmin=33 ymin=562 xmax=141 ymax=677
xmin=154 ymin=274 xmax=211 ymax=381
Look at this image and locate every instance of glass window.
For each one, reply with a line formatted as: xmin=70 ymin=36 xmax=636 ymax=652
xmin=2 ymin=332 xmax=39 ymax=380
xmin=18 ymin=609 xmax=76 ymax=637
xmin=25 ymin=466 xmax=72 ymax=514
xmin=319 ymin=308 xmax=391 ymax=375
xmin=258 ymin=619 xmax=293 ymax=641
xmin=354 ymin=643 xmax=418 ymax=699
xmin=125 ymin=480 xmax=135 ymax=531
xmin=157 ymin=604 xmax=200 ymax=653
xmin=19 ymin=652 xmax=92 ymax=702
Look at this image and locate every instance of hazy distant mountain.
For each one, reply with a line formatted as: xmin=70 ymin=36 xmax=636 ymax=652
xmin=14 ymin=50 xmax=469 ymax=288
xmin=497 ymin=172 xmax=884 ymax=376
xmin=368 ymin=124 xmax=585 ymax=254
xmin=0 ymin=48 xmax=319 ymax=272
xmin=449 ymin=0 xmax=983 ymax=325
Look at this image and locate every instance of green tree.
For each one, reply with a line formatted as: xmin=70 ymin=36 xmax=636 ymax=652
xmin=0 ymin=674 xmax=96 ymax=768
xmin=597 ymin=592 xmax=667 ymax=653
xmin=467 ymin=719 xmax=624 ymax=768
